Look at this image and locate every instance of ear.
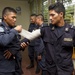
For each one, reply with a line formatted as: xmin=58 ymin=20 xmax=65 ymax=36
xmin=3 ymin=15 xmax=7 ymax=20
xmin=60 ymin=12 xmax=63 ymax=17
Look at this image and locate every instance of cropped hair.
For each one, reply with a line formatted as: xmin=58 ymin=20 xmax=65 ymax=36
xmin=30 ymin=14 xmax=37 ymax=17
xmin=2 ymin=7 xmax=17 ymax=21
xmin=37 ymin=14 xmax=44 ymax=21
xmin=48 ymin=2 xmax=65 ymax=17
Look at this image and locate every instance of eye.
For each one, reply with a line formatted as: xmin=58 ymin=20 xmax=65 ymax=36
xmin=12 ymin=16 xmax=17 ymax=19
xmin=50 ymin=14 xmax=55 ymax=16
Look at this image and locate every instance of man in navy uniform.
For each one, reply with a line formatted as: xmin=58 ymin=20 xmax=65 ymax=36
xmin=26 ymin=14 xmax=40 ymax=74
xmin=35 ymin=14 xmax=47 ymax=75
xmin=20 ymin=2 xmax=74 ymax=75
xmin=0 ymin=7 xmax=26 ymax=75
xmin=26 ymin=14 xmax=37 ymax=69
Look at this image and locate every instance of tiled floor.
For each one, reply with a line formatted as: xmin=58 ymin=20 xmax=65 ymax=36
xmin=21 ymin=47 xmax=41 ymax=75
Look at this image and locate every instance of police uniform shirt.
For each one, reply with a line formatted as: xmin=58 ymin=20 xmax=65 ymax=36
xmin=28 ymin=23 xmax=39 ymax=46
xmin=40 ymin=23 xmax=74 ymax=75
xmin=0 ymin=21 xmax=20 ymax=72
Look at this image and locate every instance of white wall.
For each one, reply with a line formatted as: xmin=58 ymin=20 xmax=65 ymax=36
xmin=0 ymin=0 xmax=30 ymax=29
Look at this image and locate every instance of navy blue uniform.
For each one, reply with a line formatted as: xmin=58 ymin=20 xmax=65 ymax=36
xmin=28 ymin=23 xmax=39 ymax=63
xmin=41 ymin=23 xmax=74 ymax=75
xmin=22 ymin=23 xmax=47 ymax=74
xmin=35 ymin=23 xmax=47 ymax=71
xmin=0 ymin=21 xmax=22 ymax=75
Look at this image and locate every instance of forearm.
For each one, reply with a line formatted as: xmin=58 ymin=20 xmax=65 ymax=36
xmin=19 ymin=29 xmax=41 ymax=41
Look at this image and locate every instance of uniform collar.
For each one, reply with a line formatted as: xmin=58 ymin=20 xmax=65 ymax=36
xmin=2 ymin=21 xmax=15 ymax=29
xmin=39 ymin=23 xmax=44 ymax=28
xmin=51 ymin=23 xmax=66 ymax=38
xmin=50 ymin=23 xmax=65 ymax=30
xmin=2 ymin=21 xmax=11 ymax=30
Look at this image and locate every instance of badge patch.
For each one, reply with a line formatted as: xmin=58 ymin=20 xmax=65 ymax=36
xmin=0 ymin=27 xmax=4 ymax=32
xmin=65 ymin=28 xmax=69 ymax=31
xmin=52 ymin=27 xmax=55 ymax=30
xmin=64 ymin=38 xmax=73 ymax=42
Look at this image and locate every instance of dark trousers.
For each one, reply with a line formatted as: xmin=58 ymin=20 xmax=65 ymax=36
xmin=0 ymin=72 xmax=14 ymax=75
xmin=28 ymin=45 xmax=35 ymax=62
xmin=15 ymin=57 xmax=23 ymax=75
xmin=46 ymin=71 xmax=58 ymax=75
xmin=46 ymin=64 xmax=58 ymax=75
xmin=38 ymin=53 xmax=46 ymax=75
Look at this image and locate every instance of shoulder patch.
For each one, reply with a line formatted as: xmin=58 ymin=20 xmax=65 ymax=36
xmin=0 ymin=27 xmax=4 ymax=32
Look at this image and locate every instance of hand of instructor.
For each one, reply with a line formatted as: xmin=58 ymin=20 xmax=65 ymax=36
xmin=14 ymin=25 xmax=22 ymax=33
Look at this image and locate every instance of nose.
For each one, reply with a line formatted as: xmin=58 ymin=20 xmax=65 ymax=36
xmin=14 ymin=18 xmax=16 ymax=22
xmin=50 ymin=16 xmax=52 ymax=20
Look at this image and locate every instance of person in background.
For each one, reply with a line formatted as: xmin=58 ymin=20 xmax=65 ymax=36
xmin=26 ymin=14 xmax=40 ymax=74
xmin=0 ymin=7 xmax=27 ymax=75
xmin=35 ymin=14 xmax=47 ymax=75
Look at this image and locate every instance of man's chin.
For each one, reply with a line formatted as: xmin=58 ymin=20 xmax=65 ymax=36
xmin=10 ymin=24 xmax=15 ymax=27
xmin=51 ymin=22 xmax=55 ymax=25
